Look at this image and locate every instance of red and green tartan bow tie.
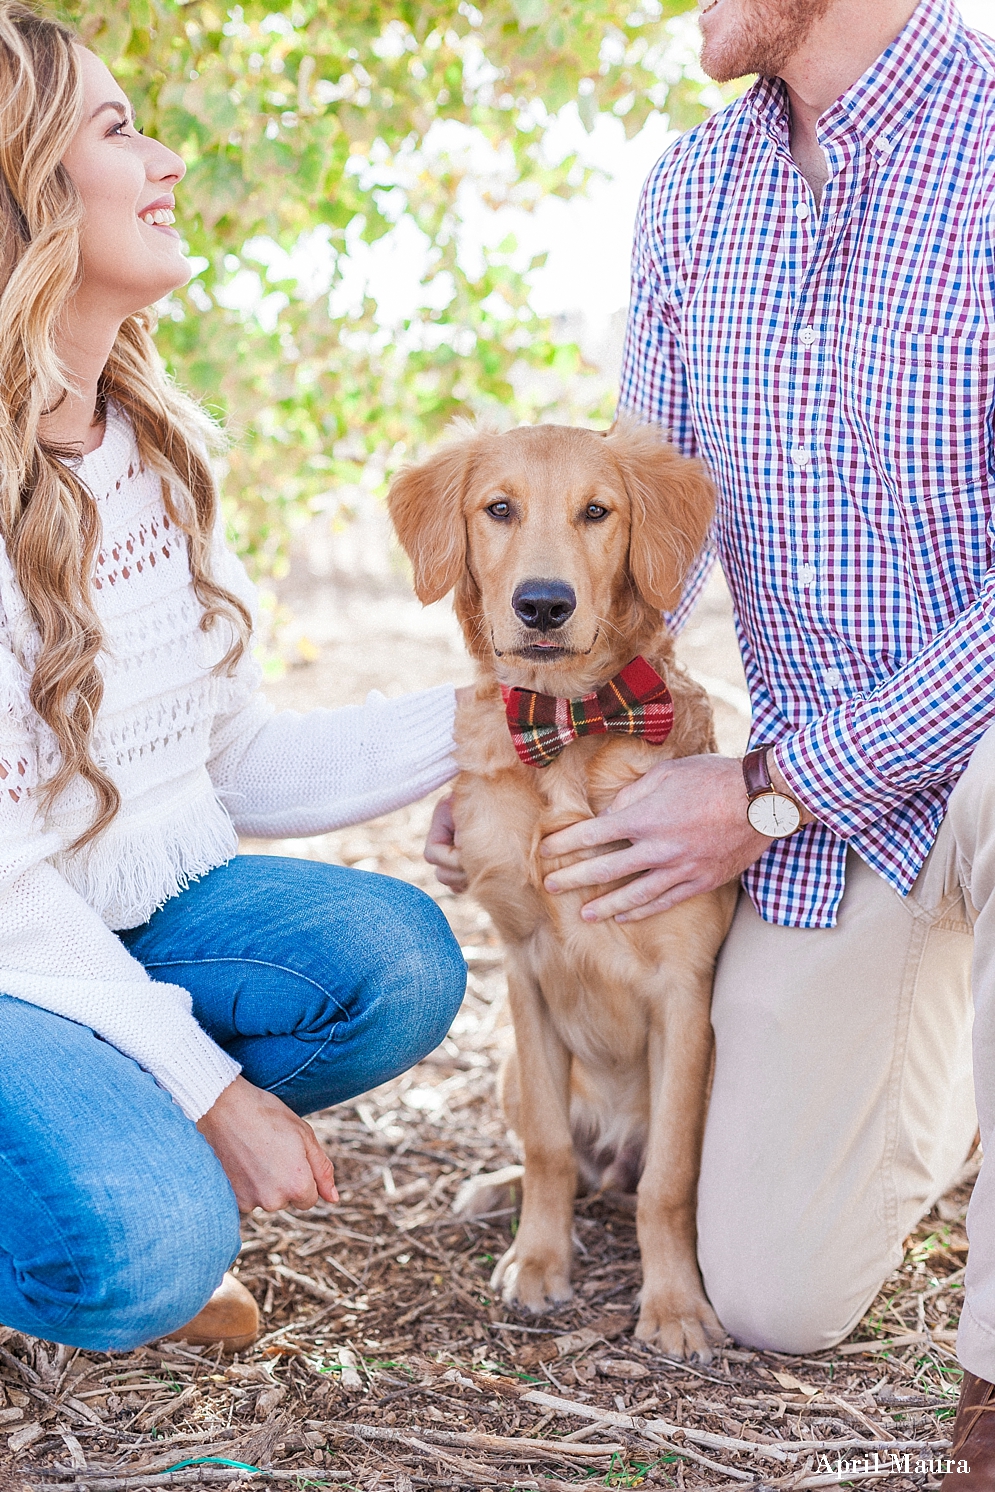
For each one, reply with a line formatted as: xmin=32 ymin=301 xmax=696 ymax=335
xmin=501 ymin=655 xmax=674 ymax=768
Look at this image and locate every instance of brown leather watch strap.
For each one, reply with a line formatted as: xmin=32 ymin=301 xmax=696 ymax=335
xmin=742 ymin=744 xmax=775 ymax=800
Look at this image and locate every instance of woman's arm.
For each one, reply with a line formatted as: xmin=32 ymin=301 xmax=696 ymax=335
xmin=205 ymin=523 xmax=461 ymax=835
xmin=208 ymin=684 xmax=460 ymax=837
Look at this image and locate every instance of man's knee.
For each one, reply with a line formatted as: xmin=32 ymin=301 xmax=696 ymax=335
xmin=702 ymin=1251 xmax=877 ymax=1356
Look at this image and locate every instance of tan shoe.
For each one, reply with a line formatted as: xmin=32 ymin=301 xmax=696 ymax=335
xmin=165 ymin=1272 xmax=259 ymax=1352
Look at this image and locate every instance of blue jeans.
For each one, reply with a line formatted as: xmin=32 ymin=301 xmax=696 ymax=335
xmin=0 ymin=856 xmax=465 ymax=1351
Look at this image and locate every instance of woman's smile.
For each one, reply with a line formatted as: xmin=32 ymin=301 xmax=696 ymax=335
xmin=139 ymin=197 xmax=179 ymax=236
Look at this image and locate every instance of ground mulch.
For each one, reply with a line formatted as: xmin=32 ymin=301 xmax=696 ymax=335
xmin=0 ymin=569 xmax=975 ymax=1491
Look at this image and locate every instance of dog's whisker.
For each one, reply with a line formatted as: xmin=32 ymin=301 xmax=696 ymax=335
xmin=593 ymin=612 xmax=625 ymax=641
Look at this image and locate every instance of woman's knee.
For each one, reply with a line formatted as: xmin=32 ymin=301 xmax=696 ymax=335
xmin=104 ymin=1154 xmax=241 ymax=1350
xmin=7 ymin=1129 xmax=240 ymax=1352
xmin=363 ymin=874 xmax=467 ymax=1058
xmin=240 ymin=859 xmax=467 ymax=1046
xmin=266 ymin=873 xmax=467 ymax=1110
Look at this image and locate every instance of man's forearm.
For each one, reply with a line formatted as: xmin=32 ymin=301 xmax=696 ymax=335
xmin=766 ymin=578 xmax=995 ymax=843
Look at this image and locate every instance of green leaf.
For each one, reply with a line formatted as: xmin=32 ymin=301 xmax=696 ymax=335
xmin=512 ymin=0 xmax=548 ymax=29
xmin=578 ymin=88 xmax=599 ymax=132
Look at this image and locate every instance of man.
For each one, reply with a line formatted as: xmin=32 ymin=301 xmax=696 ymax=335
xmin=425 ymin=0 xmax=995 ymax=1479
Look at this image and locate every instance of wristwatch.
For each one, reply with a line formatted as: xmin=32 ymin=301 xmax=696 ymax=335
xmin=742 ymin=744 xmax=802 ymax=838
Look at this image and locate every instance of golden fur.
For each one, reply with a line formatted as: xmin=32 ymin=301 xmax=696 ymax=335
xmin=389 ymin=419 xmax=736 ymax=1358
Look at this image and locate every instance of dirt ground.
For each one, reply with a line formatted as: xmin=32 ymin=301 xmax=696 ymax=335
xmin=0 ymin=544 xmax=976 ymax=1492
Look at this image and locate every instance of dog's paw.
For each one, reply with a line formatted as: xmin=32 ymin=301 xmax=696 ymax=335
xmin=491 ymin=1243 xmax=573 ymax=1314
xmin=453 ymin=1165 xmax=525 ymax=1220
xmin=634 ymin=1291 xmax=725 ymax=1363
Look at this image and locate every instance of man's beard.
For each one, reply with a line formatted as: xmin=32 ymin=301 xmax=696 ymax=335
xmin=700 ymin=0 xmax=835 ymax=81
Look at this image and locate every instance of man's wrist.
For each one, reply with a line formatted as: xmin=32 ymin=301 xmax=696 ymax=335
xmin=765 ymin=750 xmax=815 ymax=827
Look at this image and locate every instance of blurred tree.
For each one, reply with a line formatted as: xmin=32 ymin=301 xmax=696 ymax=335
xmin=61 ymin=0 xmax=714 ymax=576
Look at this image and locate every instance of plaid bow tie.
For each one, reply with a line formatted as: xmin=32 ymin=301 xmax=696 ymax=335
xmin=501 ymin=655 xmax=674 ymax=768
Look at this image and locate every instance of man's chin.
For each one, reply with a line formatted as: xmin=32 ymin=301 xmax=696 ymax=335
xmin=699 ymin=0 xmax=835 ymax=83
xmin=700 ymin=27 xmax=781 ymax=81
xmin=700 ymin=46 xmax=760 ymax=81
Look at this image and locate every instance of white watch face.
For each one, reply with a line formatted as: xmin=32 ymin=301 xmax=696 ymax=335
xmin=747 ymin=791 xmax=802 ymax=838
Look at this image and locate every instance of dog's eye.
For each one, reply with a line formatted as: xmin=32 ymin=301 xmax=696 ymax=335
xmin=584 ymin=503 xmax=609 ymax=521
xmin=486 ymin=500 xmax=512 ymax=520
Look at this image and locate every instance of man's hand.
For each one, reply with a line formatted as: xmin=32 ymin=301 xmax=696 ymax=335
xmin=541 ymin=754 xmax=779 ymax=922
xmin=425 ymin=793 xmax=468 ymax=894
xmin=197 ymin=1075 xmax=339 ymax=1213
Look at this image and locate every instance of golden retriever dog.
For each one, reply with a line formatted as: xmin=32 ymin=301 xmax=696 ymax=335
xmin=388 ymin=420 xmax=736 ymax=1359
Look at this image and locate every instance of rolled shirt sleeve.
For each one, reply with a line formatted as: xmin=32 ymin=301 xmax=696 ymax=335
xmin=774 ymin=567 xmax=995 ymax=837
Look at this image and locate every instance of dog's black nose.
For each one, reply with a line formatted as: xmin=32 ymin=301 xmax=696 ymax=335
xmin=512 ymin=578 xmax=577 ymax=632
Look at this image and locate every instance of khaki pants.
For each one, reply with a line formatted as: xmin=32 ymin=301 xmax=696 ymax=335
xmin=698 ymin=723 xmax=995 ymax=1379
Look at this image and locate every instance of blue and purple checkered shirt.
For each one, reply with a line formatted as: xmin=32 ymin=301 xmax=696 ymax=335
xmin=620 ymin=0 xmax=995 ymax=927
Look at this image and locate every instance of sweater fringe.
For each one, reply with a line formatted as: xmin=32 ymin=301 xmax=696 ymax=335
xmin=55 ymin=789 xmax=238 ymax=931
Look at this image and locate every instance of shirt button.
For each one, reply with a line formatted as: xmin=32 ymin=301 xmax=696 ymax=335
xmin=799 ymin=563 xmax=817 ymax=587
xmin=792 ymin=447 xmax=811 ymax=468
xmin=799 ymin=326 xmax=819 ymax=347
xmin=794 ymin=202 xmax=810 ymax=221
xmin=824 ymin=666 xmax=843 ymax=689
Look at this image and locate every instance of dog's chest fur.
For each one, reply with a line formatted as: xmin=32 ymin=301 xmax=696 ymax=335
xmin=451 ymin=640 xmax=721 ymax=1048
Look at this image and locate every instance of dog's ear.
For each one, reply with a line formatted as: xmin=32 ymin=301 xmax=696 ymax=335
xmin=605 ymin=420 xmax=715 ymax=611
xmin=387 ymin=438 xmax=475 ymax=604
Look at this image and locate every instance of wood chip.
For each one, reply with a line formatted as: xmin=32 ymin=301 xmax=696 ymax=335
xmin=336 ymin=1346 xmax=363 ymax=1393
xmin=596 ymin=1357 xmax=651 ymax=1380
xmin=836 ymin=1330 xmax=949 ymax=1355
xmin=771 ymin=1370 xmax=818 ymax=1396
xmin=134 ymin=1383 xmax=199 ymax=1432
xmin=59 ymin=1429 xmax=87 ymax=1469
xmin=552 ymin=1327 xmax=600 ymax=1356
xmin=522 ymin=1387 xmax=793 ymax=1464
xmin=254 ymin=1384 xmax=287 ymax=1418
xmin=8 ymin=1419 xmax=44 ymax=1451
xmin=271 ymin=1265 xmax=339 ymax=1303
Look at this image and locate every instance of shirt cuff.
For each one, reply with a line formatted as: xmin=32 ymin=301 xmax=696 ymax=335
xmin=142 ymin=992 xmax=242 ymax=1121
xmin=772 ymin=701 xmax=915 ymax=840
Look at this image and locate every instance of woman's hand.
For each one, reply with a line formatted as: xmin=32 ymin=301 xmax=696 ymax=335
xmin=424 ymin=793 xmax=468 ymax=894
xmin=196 ymin=1075 xmax=339 ymax=1213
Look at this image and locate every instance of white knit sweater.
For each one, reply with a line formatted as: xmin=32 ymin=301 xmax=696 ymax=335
xmin=0 ymin=409 xmax=458 ymax=1120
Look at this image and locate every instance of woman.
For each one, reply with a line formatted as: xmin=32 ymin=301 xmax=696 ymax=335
xmin=0 ymin=4 xmax=466 ymax=1353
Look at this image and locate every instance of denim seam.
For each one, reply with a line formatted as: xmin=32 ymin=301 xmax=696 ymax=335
xmin=0 ymin=1150 xmax=84 ymax=1331
xmin=139 ymin=956 xmax=350 ymax=1023
xmin=263 ymin=1032 xmax=342 ymax=1093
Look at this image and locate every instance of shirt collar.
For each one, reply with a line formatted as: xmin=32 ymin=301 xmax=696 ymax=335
xmin=744 ymin=74 xmax=788 ymax=141
xmin=744 ymin=0 xmax=964 ymax=153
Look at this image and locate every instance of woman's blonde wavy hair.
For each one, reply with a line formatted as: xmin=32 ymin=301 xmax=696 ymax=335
xmin=0 ymin=1 xmax=250 ymax=847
